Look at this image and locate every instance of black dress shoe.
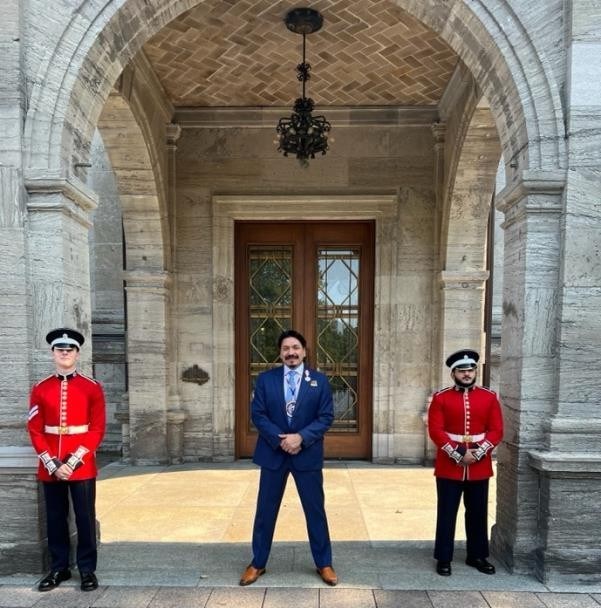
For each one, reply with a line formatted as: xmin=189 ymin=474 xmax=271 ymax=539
xmin=465 ymin=556 xmax=496 ymax=574
xmin=38 ymin=569 xmax=71 ymax=591
xmin=436 ymin=560 xmax=452 ymax=576
xmin=80 ymin=572 xmax=98 ymax=591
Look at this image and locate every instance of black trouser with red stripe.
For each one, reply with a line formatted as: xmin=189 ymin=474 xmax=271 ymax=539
xmin=43 ymin=479 xmax=97 ymax=573
xmin=434 ymin=477 xmax=489 ymax=562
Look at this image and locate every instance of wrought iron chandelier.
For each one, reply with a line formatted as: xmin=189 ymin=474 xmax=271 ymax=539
xmin=276 ymin=7 xmax=331 ymax=166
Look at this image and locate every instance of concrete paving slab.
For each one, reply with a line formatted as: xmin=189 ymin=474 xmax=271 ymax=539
xmin=482 ymin=591 xmax=548 ymax=608
xmin=33 ymin=584 xmax=107 ymax=608
xmin=532 ymin=593 xmax=601 ymax=607
xmin=429 ymin=590 xmax=490 ymax=608
xmin=205 ymin=586 xmax=265 ymax=607
xmin=0 ymin=585 xmax=42 ymax=608
xmin=147 ymin=587 xmax=212 ymax=608
xmin=373 ymin=590 xmax=434 ymax=608
xmin=319 ymin=588 xmax=376 ymax=608
xmin=91 ymin=586 xmax=160 ymax=608
xmin=263 ymin=587 xmax=319 ymax=608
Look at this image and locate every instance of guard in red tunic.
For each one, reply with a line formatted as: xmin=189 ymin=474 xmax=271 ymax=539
xmin=27 ymin=328 xmax=106 ymax=592
xmin=427 ymin=349 xmax=503 ymax=577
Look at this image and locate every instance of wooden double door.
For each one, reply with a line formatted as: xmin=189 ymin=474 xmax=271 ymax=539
xmin=235 ymin=221 xmax=374 ymax=459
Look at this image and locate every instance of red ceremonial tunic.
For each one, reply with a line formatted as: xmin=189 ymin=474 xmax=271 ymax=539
xmin=428 ymin=384 xmax=503 ymax=481
xmin=27 ymin=371 xmax=106 ymax=482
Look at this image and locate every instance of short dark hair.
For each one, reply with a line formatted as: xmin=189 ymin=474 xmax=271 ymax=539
xmin=277 ymin=329 xmax=307 ymax=349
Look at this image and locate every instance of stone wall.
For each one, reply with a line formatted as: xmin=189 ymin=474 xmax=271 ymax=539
xmin=174 ymin=111 xmax=438 ymax=463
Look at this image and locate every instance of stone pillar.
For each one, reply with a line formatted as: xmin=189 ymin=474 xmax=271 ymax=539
xmin=8 ymin=173 xmax=98 ymax=574
xmin=24 ymin=175 xmax=98 ymax=375
xmin=165 ymin=123 xmax=186 ymax=462
xmin=0 ymin=167 xmax=30 ymax=443
xmin=0 ymin=1 xmax=51 ymax=574
xmin=418 ymin=122 xmax=447 ymax=464
xmin=522 ymin=2 xmax=601 ymax=584
xmin=0 ymin=448 xmax=45 ymax=573
xmin=124 ymin=270 xmax=170 ymax=464
xmin=0 ymin=0 xmax=31 ymax=446
xmin=490 ymin=171 xmax=565 ymax=576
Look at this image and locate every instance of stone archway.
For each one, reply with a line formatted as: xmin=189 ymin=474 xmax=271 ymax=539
xmin=96 ymin=55 xmax=182 ymax=464
xmin=23 ymin=1 xmax=565 ymax=177
xmin=436 ymin=64 xmax=502 ymax=387
xmin=20 ymin=0 xmax=586 ymax=583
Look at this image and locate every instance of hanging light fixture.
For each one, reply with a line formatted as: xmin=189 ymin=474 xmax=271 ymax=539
xmin=276 ymin=7 xmax=331 ymax=167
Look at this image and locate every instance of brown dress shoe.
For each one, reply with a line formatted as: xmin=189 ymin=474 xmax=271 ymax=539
xmin=316 ymin=565 xmax=338 ymax=586
xmin=239 ymin=564 xmax=266 ymax=586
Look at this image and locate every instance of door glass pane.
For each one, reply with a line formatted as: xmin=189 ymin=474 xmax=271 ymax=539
xmin=316 ymin=248 xmax=360 ymax=432
xmin=249 ymin=246 xmax=293 ymax=397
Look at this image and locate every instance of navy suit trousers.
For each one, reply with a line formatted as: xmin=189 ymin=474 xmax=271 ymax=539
xmin=251 ymin=461 xmax=332 ymax=569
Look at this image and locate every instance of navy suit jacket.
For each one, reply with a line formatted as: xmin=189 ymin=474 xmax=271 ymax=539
xmin=251 ymin=365 xmax=334 ymax=471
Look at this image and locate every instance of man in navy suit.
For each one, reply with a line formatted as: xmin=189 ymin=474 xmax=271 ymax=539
xmin=239 ymin=329 xmax=337 ymax=586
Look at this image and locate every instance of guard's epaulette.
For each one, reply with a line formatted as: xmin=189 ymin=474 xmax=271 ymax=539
xmin=433 ymin=386 xmax=454 ymax=397
xmin=77 ymin=372 xmax=98 ymax=385
xmin=34 ymin=374 xmax=55 ymax=387
xmin=478 ymin=385 xmax=497 ymax=395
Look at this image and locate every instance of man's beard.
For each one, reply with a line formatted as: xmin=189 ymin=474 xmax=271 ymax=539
xmin=454 ymin=375 xmax=476 ymax=388
xmin=285 ymin=356 xmax=300 ymax=369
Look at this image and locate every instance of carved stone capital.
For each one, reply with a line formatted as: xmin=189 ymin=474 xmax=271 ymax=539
xmin=24 ymin=171 xmax=98 ymax=228
xmin=496 ymin=170 xmax=566 ymax=228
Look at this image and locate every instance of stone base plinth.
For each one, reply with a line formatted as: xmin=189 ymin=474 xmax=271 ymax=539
xmin=0 ymin=447 xmax=45 ymax=574
xmin=528 ymin=451 xmax=601 ymax=584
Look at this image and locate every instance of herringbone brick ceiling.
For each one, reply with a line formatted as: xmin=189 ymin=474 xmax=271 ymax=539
xmin=142 ymin=0 xmax=458 ymax=107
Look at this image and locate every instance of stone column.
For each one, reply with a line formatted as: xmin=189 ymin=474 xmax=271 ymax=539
xmin=25 ymin=175 xmax=98 ymax=374
xmin=124 ymin=270 xmax=170 ymax=464
xmin=165 ymin=123 xmax=185 ymax=462
xmin=0 ymin=0 xmax=31 ymax=444
xmin=524 ymin=2 xmax=601 ymax=584
xmin=0 ymin=167 xmax=30 ymax=442
xmin=418 ymin=122 xmax=447 ymax=463
xmin=0 ymin=1 xmax=52 ymax=573
xmin=15 ymin=173 xmax=97 ymax=573
xmin=0 ymin=448 xmax=45 ymax=572
xmin=490 ymin=171 xmax=565 ymax=576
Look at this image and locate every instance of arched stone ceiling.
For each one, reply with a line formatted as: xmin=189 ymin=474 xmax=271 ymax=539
xmin=142 ymin=0 xmax=458 ymax=107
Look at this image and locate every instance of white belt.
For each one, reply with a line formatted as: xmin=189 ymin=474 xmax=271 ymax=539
xmin=44 ymin=424 xmax=89 ymax=435
xmin=447 ymin=432 xmax=485 ymax=442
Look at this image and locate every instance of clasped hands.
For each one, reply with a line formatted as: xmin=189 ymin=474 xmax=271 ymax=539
xmin=54 ymin=463 xmax=74 ymax=481
xmin=279 ymin=433 xmax=303 ymax=455
xmin=461 ymin=449 xmax=478 ymax=465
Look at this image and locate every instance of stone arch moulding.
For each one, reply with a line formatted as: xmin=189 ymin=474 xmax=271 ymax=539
xmin=23 ymin=0 xmax=565 ymax=183
xmin=95 ymin=56 xmax=177 ymax=464
xmin=393 ymin=0 xmax=566 ymax=174
xmin=96 ymin=58 xmax=172 ymax=272
xmin=436 ymin=98 xmax=502 ymax=388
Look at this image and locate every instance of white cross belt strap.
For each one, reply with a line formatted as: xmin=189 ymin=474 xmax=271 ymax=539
xmin=447 ymin=432 xmax=485 ymax=442
xmin=44 ymin=424 xmax=89 ymax=435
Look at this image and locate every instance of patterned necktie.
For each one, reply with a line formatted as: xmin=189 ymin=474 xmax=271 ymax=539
xmin=285 ymin=370 xmax=297 ymax=422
